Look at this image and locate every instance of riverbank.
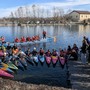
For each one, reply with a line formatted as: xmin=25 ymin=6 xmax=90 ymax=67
xmin=68 ymin=60 xmax=90 ymax=90
xmin=0 ymin=22 xmax=90 ymax=27
xmin=0 ymin=77 xmax=71 ymax=90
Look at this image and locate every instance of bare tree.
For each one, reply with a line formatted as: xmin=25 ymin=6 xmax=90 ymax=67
xmin=32 ymin=5 xmax=36 ymax=18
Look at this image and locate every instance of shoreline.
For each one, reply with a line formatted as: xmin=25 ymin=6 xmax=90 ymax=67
xmin=0 ymin=22 xmax=89 ymax=27
xmin=0 ymin=77 xmax=71 ymax=90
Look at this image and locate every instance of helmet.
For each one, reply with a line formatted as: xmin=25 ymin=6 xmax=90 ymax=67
xmin=34 ymin=47 xmax=36 ymax=50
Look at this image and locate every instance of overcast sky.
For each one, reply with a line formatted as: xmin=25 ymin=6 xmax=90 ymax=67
xmin=0 ymin=0 xmax=90 ymax=17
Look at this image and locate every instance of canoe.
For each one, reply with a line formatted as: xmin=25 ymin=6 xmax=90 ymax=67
xmin=19 ymin=58 xmax=27 ymax=67
xmin=0 ymin=66 xmax=14 ymax=73
xmin=33 ymin=56 xmax=39 ymax=63
xmin=1 ymin=62 xmax=8 ymax=68
xmin=4 ymin=37 xmax=54 ymax=46
xmin=45 ymin=56 xmax=51 ymax=65
xmin=59 ymin=57 xmax=66 ymax=65
xmin=51 ymin=56 xmax=58 ymax=64
xmin=25 ymin=56 xmax=34 ymax=65
xmin=0 ymin=51 xmax=4 ymax=56
xmin=7 ymin=61 xmax=18 ymax=70
xmin=38 ymin=55 xmax=45 ymax=63
xmin=12 ymin=59 xmax=24 ymax=69
xmin=0 ymin=69 xmax=14 ymax=78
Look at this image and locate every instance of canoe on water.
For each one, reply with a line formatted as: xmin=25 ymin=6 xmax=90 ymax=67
xmin=0 ymin=66 xmax=14 ymax=73
xmin=0 ymin=62 xmax=8 ymax=68
xmin=7 ymin=61 xmax=18 ymax=70
xmin=0 ymin=69 xmax=14 ymax=78
xmin=25 ymin=56 xmax=34 ymax=65
xmin=12 ymin=59 xmax=24 ymax=69
xmin=4 ymin=37 xmax=54 ymax=46
xmin=38 ymin=55 xmax=45 ymax=63
xmin=59 ymin=57 xmax=66 ymax=65
xmin=45 ymin=56 xmax=51 ymax=65
xmin=51 ymin=56 xmax=58 ymax=64
xmin=33 ymin=56 xmax=39 ymax=64
xmin=19 ymin=58 xmax=27 ymax=67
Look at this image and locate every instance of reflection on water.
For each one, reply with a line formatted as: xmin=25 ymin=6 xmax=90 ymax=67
xmin=0 ymin=25 xmax=90 ymax=49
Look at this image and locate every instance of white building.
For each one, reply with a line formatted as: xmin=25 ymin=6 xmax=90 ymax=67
xmin=69 ymin=10 xmax=90 ymax=22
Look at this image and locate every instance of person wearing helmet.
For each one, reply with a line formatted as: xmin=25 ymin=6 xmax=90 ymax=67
xmin=32 ymin=47 xmax=38 ymax=56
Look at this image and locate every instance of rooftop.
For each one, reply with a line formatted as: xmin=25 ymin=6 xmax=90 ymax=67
xmin=71 ymin=10 xmax=90 ymax=14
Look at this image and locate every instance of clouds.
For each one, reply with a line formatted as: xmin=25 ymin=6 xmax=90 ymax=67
xmin=0 ymin=0 xmax=90 ymax=18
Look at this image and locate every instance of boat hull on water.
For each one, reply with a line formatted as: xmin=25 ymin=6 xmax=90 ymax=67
xmin=51 ymin=56 xmax=58 ymax=64
xmin=59 ymin=57 xmax=66 ymax=69
xmin=38 ymin=55 xmax=45 ymax=63
xmin=0 ymin=69 xmax=14 ymax=78
xmin=7 ymin=61 xmax=18 ymax=70
xmin=38 ymin=55 xmax=45 ymax=65
xmin=59 ymin=57 xmax=66 ymax=65
xmin=45 ymin=56 xmax=51 ymax=65
xmin=33 ymin=56 xmax=38 ymax=65
xmin=4 ymin=37 xmax=54 ymax=46
xmin=0 ymin=66 xmax=14 ymax=73
xmin=19 ymin=58 xmax=27 ymax=67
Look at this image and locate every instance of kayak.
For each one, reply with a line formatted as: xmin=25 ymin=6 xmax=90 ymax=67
xmin=7 ymin=61 xmax=18 ymax=70
xmin=0 ymin=66 xmax=14 ymax=73
xmin=51 ymin=56 xmax=58 ymax=64
xmin=59 ymin=57 xmax=66 ymax=65
xmin=0 ymin=69 xmax=14 ymax=78
xmin=33 ymin=56 xmax=39 ymax=64
xmin=25 ymin=56 xmax=34 ymax=65
xmin=0 ymin=51 xmax=4 ymax=56
xmin=45 ymin=56 xmax=51 ymax=65
xmin=19 ymin=58 xmax=27 ymax=67
xmin=4 ymin=37 xmax=54 ymax=46
xmin=38 ymin=55 xmax=45 ymax=63
xmin=12 ymin=59 xmax=24 ymax=69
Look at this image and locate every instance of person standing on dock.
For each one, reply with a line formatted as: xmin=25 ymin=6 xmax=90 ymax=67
xmin=42 ymin=30 xmax=46 ymax=39
xmin=80 ymin=38 xmax=88 ymax=64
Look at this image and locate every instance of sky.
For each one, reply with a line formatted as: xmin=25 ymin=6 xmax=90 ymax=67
xmin=0 ymin=0 xmax=90 ymax=18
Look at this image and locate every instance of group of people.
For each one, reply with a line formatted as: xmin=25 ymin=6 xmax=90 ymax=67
xmin=15 ymin=35 xmax=40 ymax=43
xmin=80 ymin=36 xmax=90 ymax=64
xmin=0 ymin=30 xmax=47 ymax=44
xmin=14 ymin=30 xmax=46 ymax=43
xmin=0 ymin=35 xmax=90 ymax=65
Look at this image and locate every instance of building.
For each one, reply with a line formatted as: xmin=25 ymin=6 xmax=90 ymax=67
xmin=69 ymin=10 xmax=90 ymax=22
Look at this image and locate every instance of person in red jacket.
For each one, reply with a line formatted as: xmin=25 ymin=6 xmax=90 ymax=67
xmin=1 ymin=36 xmax=5 ymax=43
xmin=43 ymin=30 xmax=46 ymax=39
xmin=21 ymin=36 xmax=26 ymax=42
xmin=15 ymin=37 xmax=20 ymax=43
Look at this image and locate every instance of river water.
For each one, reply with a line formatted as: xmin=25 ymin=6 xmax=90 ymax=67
xmin=0 ymin=24 xmax=90 ymax=88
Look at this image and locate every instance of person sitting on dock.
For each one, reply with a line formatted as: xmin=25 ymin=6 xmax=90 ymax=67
xmin=43 ymin=30 xmax=46 ymax=39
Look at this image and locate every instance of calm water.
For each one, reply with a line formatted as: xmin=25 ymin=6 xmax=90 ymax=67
xmin=0 ymin=25 xmax=90 ymax=88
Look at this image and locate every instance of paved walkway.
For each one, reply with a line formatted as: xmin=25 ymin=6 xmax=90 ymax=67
xmin=68 ymin=60 xmax=90 ymax=90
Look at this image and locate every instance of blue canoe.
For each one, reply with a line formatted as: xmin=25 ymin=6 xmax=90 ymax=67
xmin=38 ymin=55 xmax=45 ymax=63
